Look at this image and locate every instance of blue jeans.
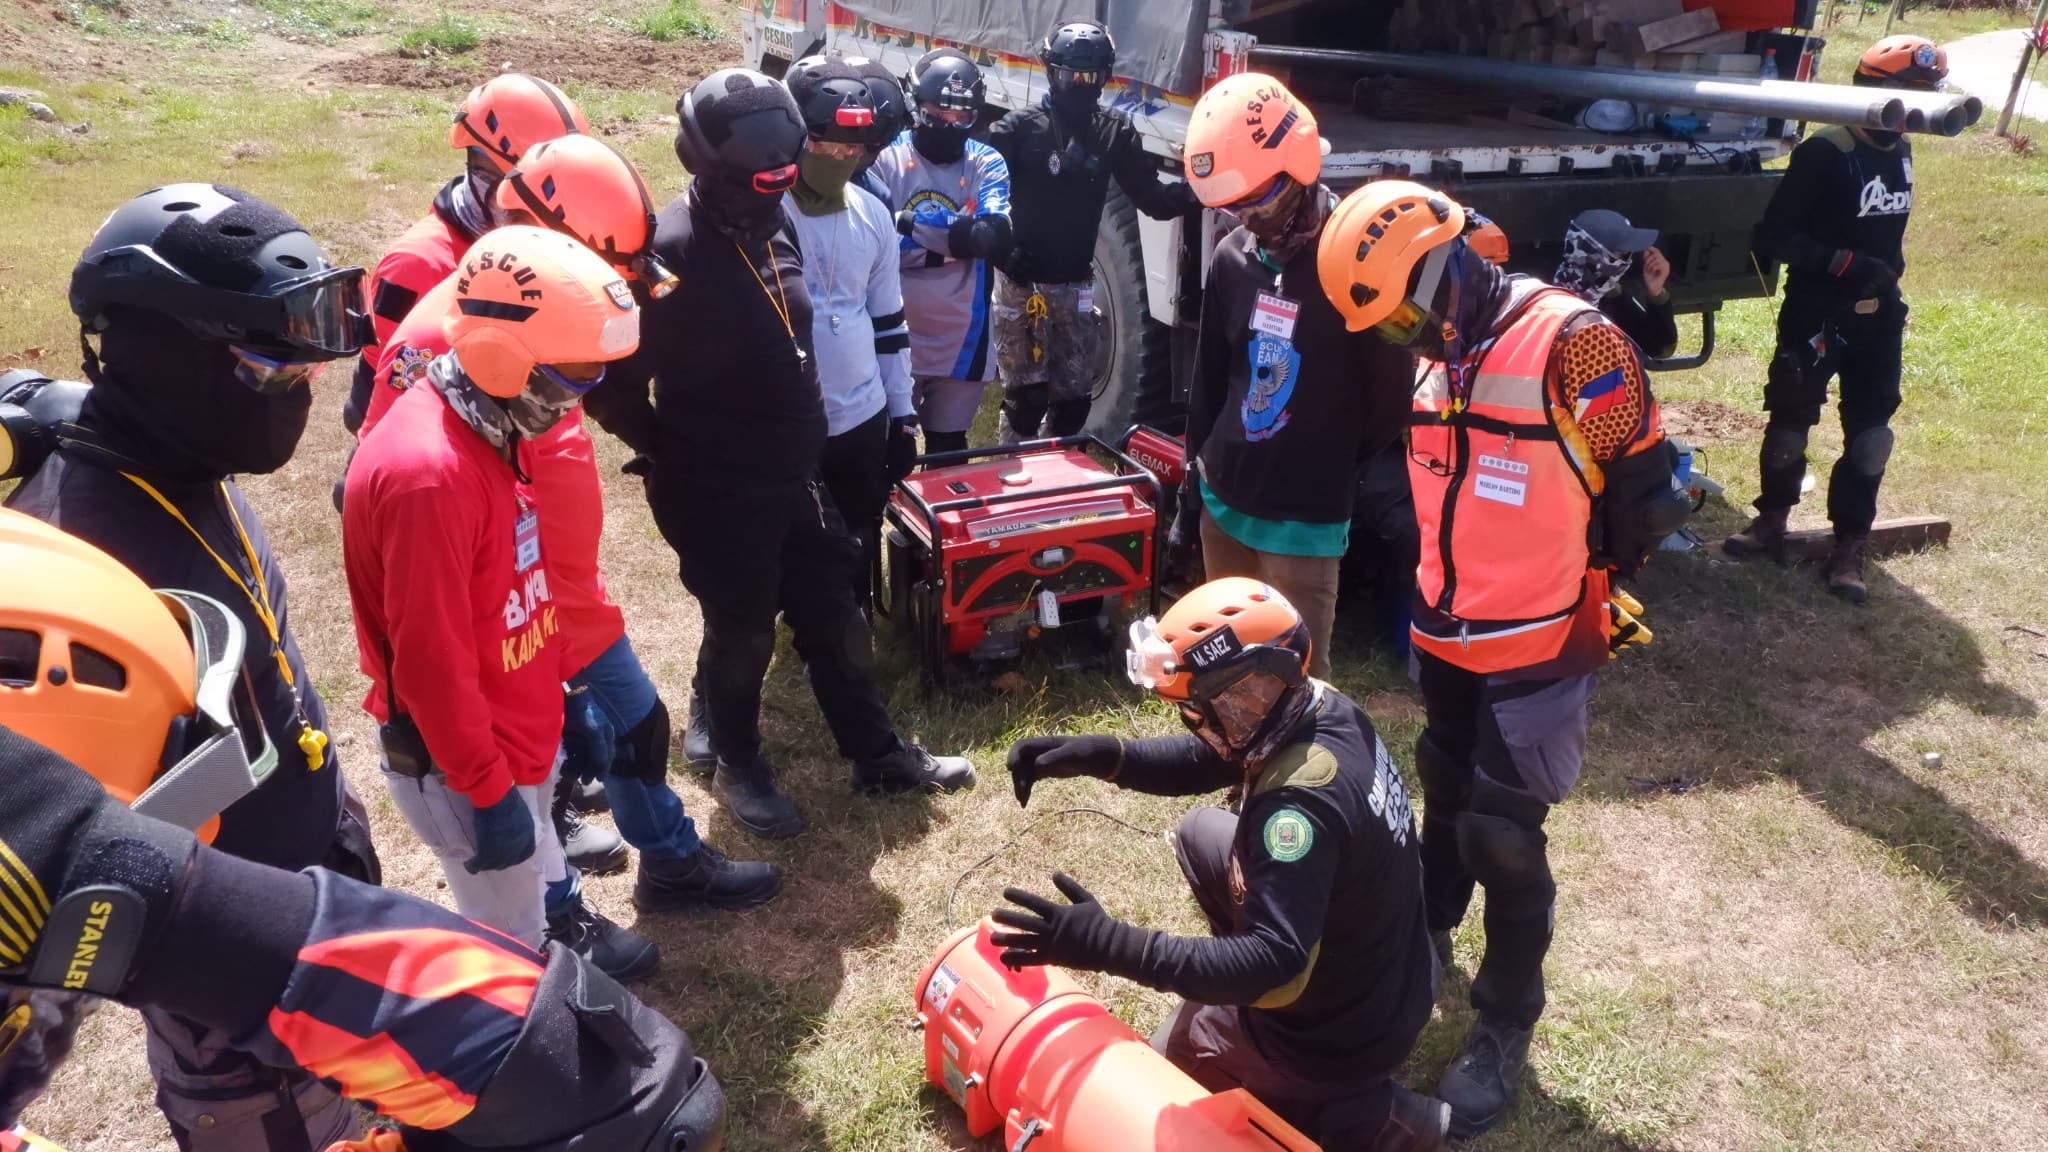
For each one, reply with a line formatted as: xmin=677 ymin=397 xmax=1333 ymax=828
xmin=571 ymin=634 xmax=702 ymax=860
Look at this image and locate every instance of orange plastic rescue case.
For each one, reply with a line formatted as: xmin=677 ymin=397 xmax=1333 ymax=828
xmin=914 ymin=922 xmax=1320 ymax=1152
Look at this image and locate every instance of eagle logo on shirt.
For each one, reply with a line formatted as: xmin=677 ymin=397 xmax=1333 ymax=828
xmin=390 ymin=345 xmax=433 ymax=388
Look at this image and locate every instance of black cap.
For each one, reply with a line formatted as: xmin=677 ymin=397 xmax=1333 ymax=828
xmin=1571 ymin=208 xmax=1658 ymax=254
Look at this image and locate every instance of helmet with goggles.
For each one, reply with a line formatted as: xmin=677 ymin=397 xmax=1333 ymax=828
xmin=494 ymin=135 xmax=677 ymax=299
xmin=1042 ymin=20 xmax=1117 ymax=91
xmin=445 ymin=226 xmax=641 ymax=404
xmin=70 ymin=184 xmax=369 ymax=369
xmin=0 ymin=508 xmax=277 ymax=844
xmin=1127 ymin=577 xmax=1316 ymax=764
xmin=1316 ymin=179 xmax=1468 ymax=342
xmin=909 ymin=50 xmax=985 ymax=124
xmin=1856 ymin=35 xmax=1949 ymax=91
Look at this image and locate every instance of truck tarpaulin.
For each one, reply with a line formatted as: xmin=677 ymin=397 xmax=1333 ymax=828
xmin=832 ymin=0 xmax=1206 ymax=95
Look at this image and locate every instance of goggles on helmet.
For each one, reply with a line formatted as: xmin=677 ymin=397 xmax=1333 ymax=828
xmin=919 ymin=102 xmax=976 ymax=127
xmin=227 ymin=345 xmax=319 ymax=395
xmin=132 ymin=590 xmax=278 ymax=834
xmin=1050 ymin=65 xmax=1108 ymax=90
xmin=1125 ymin=616 xmax=1178 ymax=690
xmin=752 ymin=163 xmax=801 ymax=194
xmin=1373 ymin=242 xmax=1453 ymax=347
xmin=528 ymin=362 xmax=606 ymax=410
xmin=806 ymin=136 xmax=868 ymax=160
xmin=85 ymin=245 xmax=369 ymax=358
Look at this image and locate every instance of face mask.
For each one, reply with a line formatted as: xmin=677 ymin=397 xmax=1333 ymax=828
xmin=506 ymin=390 xmax=574 ymax=440
xmin=427 ymin=354 xmax=517 ymax=451
xmin=791 ymin=150 xmax=862 ymax=216
xmin=91 ymin=309 xmax=314 ymax=479
xmin=1048 ymin=82 xmax=1102 ymax=127
xmin=1553 ymin=222 xmax=1633 ymax=303
xmin=689 ymin=176 xmax=786 ymax=243
xmin=912 ymin=121 xmax=971 ymax=164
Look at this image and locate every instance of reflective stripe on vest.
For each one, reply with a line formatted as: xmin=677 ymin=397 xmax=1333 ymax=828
xmin=1409 ymin=289 xmax=1595 ymax=673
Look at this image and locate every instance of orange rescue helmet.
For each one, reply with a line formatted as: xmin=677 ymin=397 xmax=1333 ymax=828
xmin=1317 ymin=179 xmax=1468 ymax=335
xmin=445 ymin=225 xmax=641 ymax=400
xmin=1469 ymin=216 xmax=1510 ymax=265
xmin=1127 ymin=577 xmax=1314 ymax=763
xmin=0 ymin=508 xmax=276 ymax=843
xmin=1856 ymin=35 xmax=1949 ymax=91
xmin=1184 ymin=73 xmax=1326 ymax=208
xmin=449 ymin=74 xmax=590 ymax=174
xmin=494 ymin=135 xmax=678 ymax=296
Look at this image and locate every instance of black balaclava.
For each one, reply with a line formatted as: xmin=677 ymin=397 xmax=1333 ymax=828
xmin=1046 ymin=76 xmax=1102 ymax=132
xmin=1246 ymin=181 xmax=1331 ymax=264
xmin=689 ymin=176 xmax=785 ymax=244
xmin=83 ymin=306 xmax=313 ymax=482
xmin=912 ymin=114 xmax=971 ymax=165
xmin=1411 ymin=242 xmax=1518 ymax=379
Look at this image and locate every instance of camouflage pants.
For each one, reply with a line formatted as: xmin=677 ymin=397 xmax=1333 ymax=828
xmin=992 ymin=274 xmax=1101 ymax=401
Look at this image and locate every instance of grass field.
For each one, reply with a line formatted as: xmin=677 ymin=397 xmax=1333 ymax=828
xmin=4 ymin=2 xmax=2047 ymax=1149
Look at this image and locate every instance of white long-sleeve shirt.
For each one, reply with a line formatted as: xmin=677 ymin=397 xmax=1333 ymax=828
xmin=783 ymin=184 xmax=914 ymax=437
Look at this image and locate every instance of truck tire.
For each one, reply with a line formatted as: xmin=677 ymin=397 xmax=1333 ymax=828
xmin=1085 ymin=187 xmax=1173 ymax=440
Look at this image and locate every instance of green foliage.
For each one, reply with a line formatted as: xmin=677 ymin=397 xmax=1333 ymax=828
xmin=251 ymin=0 xmax=384 ymax=41
xmin=634 ymin=0 xmax=722 ymax=43
xmin=396 ymin=11 xmax=479 ymax=57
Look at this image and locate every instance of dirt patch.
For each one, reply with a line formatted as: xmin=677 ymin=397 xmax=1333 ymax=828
xmin=1663 ymin=398 xmax=1766 ymax=446
xmin=326 ymin=28 xmax=731 ymax=92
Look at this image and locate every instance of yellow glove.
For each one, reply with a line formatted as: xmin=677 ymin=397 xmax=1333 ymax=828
xmin=1608 ymin=589 xmax=1652 ymax=658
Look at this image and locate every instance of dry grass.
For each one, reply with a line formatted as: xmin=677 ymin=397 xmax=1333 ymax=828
xmin=4 ymin=3 xmax=2047 ymax=1150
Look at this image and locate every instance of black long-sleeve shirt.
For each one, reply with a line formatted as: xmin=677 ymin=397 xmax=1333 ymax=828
xmin=988 ymin=104 xmax=1192 ymax=285
xmin=1756 ymin=125 xmax=1914 ymax=307
xmin=1187 ymin=222 xmax=1414 ymax=528
xmin=587 ymin=198 xmax=825 ymax=491
xmin=1099 ymin=690 xmax=1435 ymax=1077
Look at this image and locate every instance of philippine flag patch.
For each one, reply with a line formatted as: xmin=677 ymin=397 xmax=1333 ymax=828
xmin=1574 ymin=367 xmax=1626 ymax=424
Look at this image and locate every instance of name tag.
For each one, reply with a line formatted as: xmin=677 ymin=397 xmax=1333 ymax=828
xmin=1473 ymin=474 xmax=1527 ymax=507
xmin=1250 ymin=292 xmax=1299 ymax=341
xmin=514 ymin=506 xmax=542 ymax=573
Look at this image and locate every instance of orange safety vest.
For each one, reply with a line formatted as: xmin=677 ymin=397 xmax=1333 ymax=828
xmin=1408 ymin=288 xmax=1602 ymax=674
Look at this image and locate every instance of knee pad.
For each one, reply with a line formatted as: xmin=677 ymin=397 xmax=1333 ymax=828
xmin=1760 ymin=424 xmax=1810 ymax=472
xmin=617 ymin=699 xmax=671 ymax=783
xmin=1045 ymin=397 xmax=1092 ymax=437
xmin=1455 ymin=811 xmax=1552 ymax=898
xmin=1846 ymin=426 xmax=1894 ymax=476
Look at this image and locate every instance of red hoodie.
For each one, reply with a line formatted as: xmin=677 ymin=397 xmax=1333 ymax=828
xmin=343 ymin=382 xmax=564 ymax=807
xmin=363 ymin=272 xmax=626 ymax=677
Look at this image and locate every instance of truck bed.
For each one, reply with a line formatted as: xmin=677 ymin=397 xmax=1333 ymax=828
xmin=1308 ymin=105 xmax=1785 ymax=179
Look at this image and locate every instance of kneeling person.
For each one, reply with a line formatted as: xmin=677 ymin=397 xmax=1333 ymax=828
xmin=343 ymin=227 xmax=657 ymax=981
xmin=994 ymin=578 xmax=1447 ymax=1152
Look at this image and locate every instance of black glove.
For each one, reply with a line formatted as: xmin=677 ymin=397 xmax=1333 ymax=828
xmin=1829 ymin=249 xmax=1900 ymax=296
xmin=989 ymin=872 xmax=1153 ymax=973
xmin=1168 ymin=180 xmax=1202 ymax=216
xmin=1165 ymin=474 xmax=1203 ymax=574
xmin=1004 ymin=734 xmax=1123 ymax=807
xmin=464 ymin=790 xmax=538 ymax=875
xmin=0 ymin=727 xmax=195 ymax=997
xmin=1592 ymin=439 xmax=1686 ymax=577
xmin=560 ymin=686 xmax=616 ymax=785
xmin=886 ymin=416 xmax=921 ymax=484
xmin=894 ymin=209 xmax=916 ymax=238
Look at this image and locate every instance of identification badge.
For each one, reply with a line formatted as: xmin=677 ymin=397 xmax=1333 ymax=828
xmin=514 ymin=506 xmax=541 ymax=573
xmin=1078 ymin=284 xmax=1096 ymax=314
xmin=1250 ymin=291 xmax=1300 ymax=341
xmin=1473 ymin=473 xmax=1528 ymax=506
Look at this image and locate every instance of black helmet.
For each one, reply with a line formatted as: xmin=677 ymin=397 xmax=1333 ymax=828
xmin=69 ymin=184 xmax=367 ymax=361
xmin=1043 ymin=20 xmax=1117 ymax=82
xmin=908 ymin=49 xmax=984 ymax=120
xmin=674 ymin=67 xmax=806 ymax=194
xmin=787 ymin=55 xmax=877 ymax=145
xmin=851 ymin=56 xmax=908 ymax=148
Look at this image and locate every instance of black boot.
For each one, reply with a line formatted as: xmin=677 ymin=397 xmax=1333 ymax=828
xmin=682 ymin=678 xmax=716 ymax=775
xmin=1438 ymin=1016 xmax=1534 ymax=1141
xmin=712 ymin=756 xmax=805 ymax=840
xmin=852 ymin=742 xmax=976 ymax=796
xmin=553 ymin=775 xmax=628 ymax=875
xmin=545 ymin=897 xmax=660 ymax=984
xmin=633 ymin=843 xmax=783 ymax=913
xmin=566 ymin=776 xmax=610 ymax=814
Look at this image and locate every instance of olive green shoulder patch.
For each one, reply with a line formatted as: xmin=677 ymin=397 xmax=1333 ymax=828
xmin=1812 ymin=124 xmax=1857 ymax=153
xmin=1253 ymin=742 xmax=1338 ymax=796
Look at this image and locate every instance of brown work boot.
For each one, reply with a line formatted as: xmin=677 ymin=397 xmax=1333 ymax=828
xmin=1825 ymin=533 xmax=1869 ymax=605
xmin=1722 ymin=507 xmax=1790 ymax=562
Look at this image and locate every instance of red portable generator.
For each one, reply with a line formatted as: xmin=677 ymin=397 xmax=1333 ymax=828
xmin=1118 ymin=424 xmax=1186 ymax=491
xmin=882 ymin=436 xmax=1161 ymax=683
